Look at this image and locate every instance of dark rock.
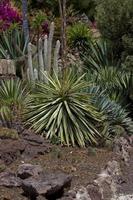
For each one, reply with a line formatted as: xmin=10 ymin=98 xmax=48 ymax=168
xmin=58 ymin=189 xmax=76 ymax=200
xmin=0 ymin=172 xmax=22 ymax=187
xmin=0 ymin=129 xmax=51 ymax=164
xmin=113 ymin=137 xmax=131 ymax=164
xmin=17 ymin=164 xmax=43 ymax=179
xmin=0 ymin=139 xmax=26 ymax=165
xmin=23 ymin=144 xmax=51 ymax=158
xmin=36 ymin=196 xmax=47 ymax=200
xmin=22 ymin=172 xmax=72 ymax=198
xmin=59 ymin=197 xmax=74 ymax=200
xmin=22 ymin=130 xmax=44 ymax=144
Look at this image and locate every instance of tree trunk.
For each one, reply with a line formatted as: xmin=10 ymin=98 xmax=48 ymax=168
xmin=58 ymin=0 xmax=67 ymax=70
xmin=22 ymin=0 xmax=29 ymax=42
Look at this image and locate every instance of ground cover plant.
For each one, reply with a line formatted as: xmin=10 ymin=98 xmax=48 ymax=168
xmin=0 ymin=78 xmax=28 ymax=128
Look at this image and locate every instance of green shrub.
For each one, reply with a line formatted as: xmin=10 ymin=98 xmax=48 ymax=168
xmin=96 ymin=0 xmax=133 ymax=59
xmin=0 ymin=127 xmax=19 ymax=139
xmin=25 ymin=70 xmax=103 ymax=147
xmin=71 ymin=0 xmax=96 ymax=21
xmin=67 ymin=22 xmax=92 ymax=51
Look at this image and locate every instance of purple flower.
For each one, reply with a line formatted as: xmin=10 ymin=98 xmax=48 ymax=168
xmin=0 ymin=0 xmax=22 ymax=31
xmin=41 ymin=21 xmax=49 ymax=35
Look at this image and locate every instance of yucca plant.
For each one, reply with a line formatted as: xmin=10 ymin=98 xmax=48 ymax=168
xmin=0 ymin=78 xmax=28 ymax=127
xmin=25 ymin=70 xmax=103 ymax=147
xmin=85 ymin=66 xmax=131 ymax=103
xmin=0 ymin=28 xmax=28 ymax=60
xmin=84 ymin=39 xmax=116 ymax=71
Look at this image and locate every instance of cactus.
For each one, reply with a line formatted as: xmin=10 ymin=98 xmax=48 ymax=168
xmin=27 ymin=22 xmax=60 ymax=82
xmin=27 ymin=42 xmax=34 ymax=81
xmin=54 ymin=40 xmax=61 ymax=75
xmin=38 ymin=38 xmax=44 ymax=81
xmin=34 ymin=68 xmax=38 ymax=80
xmin=44 ymin=35 xmax=48 ymax=70
xmin=47 ymin=22 xmax=55 ymax=73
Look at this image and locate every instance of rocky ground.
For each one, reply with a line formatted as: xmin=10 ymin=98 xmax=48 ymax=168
xmin=0 ymin=126 xmax=133 ymax=200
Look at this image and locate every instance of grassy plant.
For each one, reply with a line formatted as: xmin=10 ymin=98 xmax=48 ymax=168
xmin=0 ymin=28 xmax=28 ymax=60
xmin=67 ymin=22 xmax=92 ymax=50
xmin=25 ymin=70 xmax=103 ymax=147
xmin=0 ymin=78 xmax=28 ymax=127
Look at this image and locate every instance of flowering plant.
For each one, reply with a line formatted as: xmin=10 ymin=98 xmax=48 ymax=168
xmin=0 ymin=0 xmax=22 ymax=31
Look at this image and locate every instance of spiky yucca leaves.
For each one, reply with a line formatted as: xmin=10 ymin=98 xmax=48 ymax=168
xmin=0 ymin=79 xmax=28 ymax=127
xmin=25 ymin=71 xmax=103 ymax=147
xmin=0 ymin=29 xmax=27 ymax=60
xmin=84 ymin=39 xmax=115 ymax=71
xmin=86 ymin=66 xmax=131 ymax=103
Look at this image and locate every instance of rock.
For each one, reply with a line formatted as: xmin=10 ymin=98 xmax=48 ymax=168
xmin=0 ymin=129 xmax=51 ymax=164
xmin=87 ymin=183 xmax=103 ymax=200
xmin=21 ymin=130 xmax=51 ymax=158
xmin=22 ymin=172 xmax=72 ymax=198
xmin=113 ymin=137 xmax=131 ymax=164
xmin=0 ymin=139 xmax=26 ymax=165
xmin=17 ymin=164 xmax=43 ymax=179
xmin=36 ymin=196 xmax=47 ymax=200
xmin=0 ymin=172 xmax=22 ymax=187
xmin=23 ymin=144 xmax=51 ymax=158
xmin=22 ymin=130 xmax=44 ymax=144
xmin=0 ymin=59 xmax=15 ymax=75
xmin=76 ymin=187 xmax=91 ymax=200
xmin=59 ymin=197 xmax=74 ymax=200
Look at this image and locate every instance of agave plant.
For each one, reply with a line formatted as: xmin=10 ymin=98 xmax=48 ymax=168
xmin=0 ymin=78 xmax=28 ymax=127
xmin=88 ymin=86 xmax=133 ymax=138
xmin=25 ymin=70 xmax=103 ymax=147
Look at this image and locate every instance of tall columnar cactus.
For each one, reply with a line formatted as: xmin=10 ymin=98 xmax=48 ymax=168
xmin=54 ymin=40 xmax=61 ymax=75
xmin=47 ymin=22 xmax=55 ymax=73
xmin=44 ymin=35 xmax=48 ymax=70
xmin=27 ymin=43 xmax=34 ymax=81
xmin=38 ymin=38 xmax=44 ymax=81
xmin=27 ymin=22 xmax=60 ymax=82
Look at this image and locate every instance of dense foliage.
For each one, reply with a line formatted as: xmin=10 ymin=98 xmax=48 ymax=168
xmin=96 ymin=0 xmax=133 ymax=62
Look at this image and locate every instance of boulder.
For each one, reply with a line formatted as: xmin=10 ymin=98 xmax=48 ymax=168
xmin=22 ymin=172 xmax=72 ymax=198
xmin=0 ymin=129 xmax=51 ymax=164
xmin=87 ymin=183 xmax=103 ymax=200
xmin=17 ymin=164 xmax=43 ymax=179
xmin=0 ymin=139 xmax=26 ymax=165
